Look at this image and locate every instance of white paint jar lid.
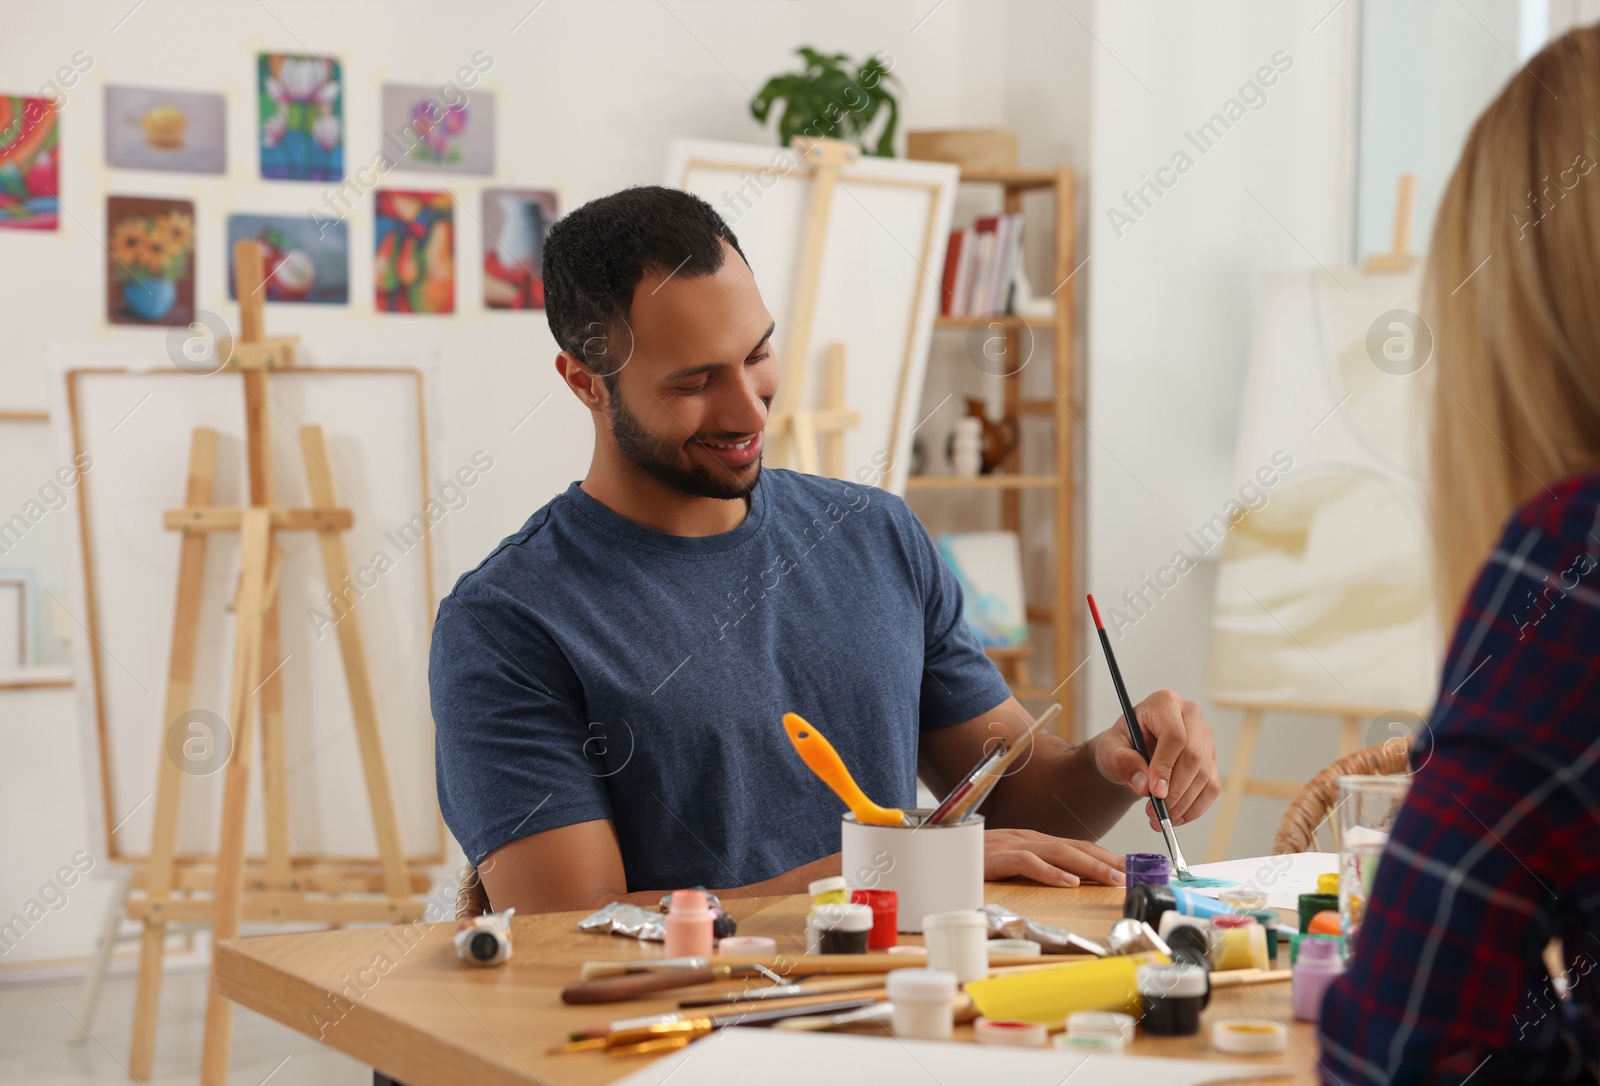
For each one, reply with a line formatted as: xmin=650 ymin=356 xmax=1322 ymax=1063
xmin=808 ymin=876 xmax=848 ymax=898
xmin=922 ymin=909 xmax=986 ymax=930
xmin=885 ymin=967 xmax=957 ymax=1002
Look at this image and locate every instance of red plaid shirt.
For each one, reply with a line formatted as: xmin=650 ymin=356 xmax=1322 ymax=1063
xmin=1319 ymin=471 xmax=1600 ymax=1085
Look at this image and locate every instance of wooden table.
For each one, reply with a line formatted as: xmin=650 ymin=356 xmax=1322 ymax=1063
xmin=215 ymin=884 xmax=1320 ymax=1085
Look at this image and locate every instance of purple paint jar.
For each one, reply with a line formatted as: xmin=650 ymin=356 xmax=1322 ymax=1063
xmin=1292 ymin=934 xmax=1346 ymax=1022
xmin=1125 ymin=852 xmax=1170 ymax=888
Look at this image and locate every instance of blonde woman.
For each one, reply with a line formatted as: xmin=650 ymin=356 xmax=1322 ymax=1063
xmin=1318 ymin=24 xmax=1600 ymax=1084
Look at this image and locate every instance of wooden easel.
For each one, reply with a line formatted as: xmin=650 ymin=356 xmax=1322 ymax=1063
xmin=1204 ymin=696 xmax=1417 ymax=862
xmin=1361 ymin=173 xmax=1419 ymax=273
xmin=764 ymin=137 xmax=862 ymax=478
xmin=126 ymin=240 xmax=428 ymax=1085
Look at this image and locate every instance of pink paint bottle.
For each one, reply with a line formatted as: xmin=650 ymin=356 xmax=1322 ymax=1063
xmin=663 ymin=889 xmax=714 ymax=959
xmin=1292 ymin=935 xmax=1345 ymax=1022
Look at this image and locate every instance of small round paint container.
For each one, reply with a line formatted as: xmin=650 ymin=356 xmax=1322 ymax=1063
xmin=716 ymin=935 xmax=777 ymax=954
xmin=987 ymin=938 xmax=1042 ymax=957
xmin=1059 ymin=1011 xmax=1136 ymax=1052
xmin=1297 ymin=892 xmax=1339 ymax=933
xmin=1137 ymin=962 xmax=1208 ymax=1036
xmin=1248 ymin=909 xmax=1282 ymax=962
xmin=1307 ymin=910 xmax=1341 ymax=936
xmin=887 ymin=967 xmax=957 ymax=1041
xmin=975 ymin=1017 xmax=1047 ymax=1046
xmin=922 ymin=909 xmax=988 ymax=983
xmin=813 ymin=902 xmax=872 ymax=955
xmin=1209 ymin=914 xmax=1268 ymax=972
xmin=1124 ymin=852 xmax=1170 ymax=888
xmin=1293 ymin=934 xmax=1346 ymax=1022
xmin=1216 ymin=885 xmax=1269 ymax=911
xmin=1212 ymin=1018 xmax=1289 ymax=1054
xmin=850 ymin=889 xmax=899 ymax=949
xmin=887 ymin=944 xmax=927 ymax=956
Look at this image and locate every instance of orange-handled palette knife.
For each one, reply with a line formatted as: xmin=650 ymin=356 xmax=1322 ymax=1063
xmin=782 ymin=712 xmax=908 ymax=826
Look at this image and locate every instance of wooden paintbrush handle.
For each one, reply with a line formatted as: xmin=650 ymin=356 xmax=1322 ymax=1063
xmin=561 ymin=967 xmax=717 ymax=1004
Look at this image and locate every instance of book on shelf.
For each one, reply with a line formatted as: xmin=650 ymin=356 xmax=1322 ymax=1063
xmin=940 ymin=211 xmax=1025 ymax=319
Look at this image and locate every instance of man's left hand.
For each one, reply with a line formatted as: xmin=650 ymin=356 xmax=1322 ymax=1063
xmin=1091 ymin=690 xmax=1221 ymax=830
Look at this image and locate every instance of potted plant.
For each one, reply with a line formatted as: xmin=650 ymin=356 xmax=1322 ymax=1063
xmin=750 ymin=47 xmax=900 ymax=157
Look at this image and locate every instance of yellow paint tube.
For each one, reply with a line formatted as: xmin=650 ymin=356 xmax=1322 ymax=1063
xmin=964 ymin=952 xmax=1168 ymax=1025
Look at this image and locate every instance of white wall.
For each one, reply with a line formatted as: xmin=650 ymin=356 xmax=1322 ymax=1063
xmin=1083 ymin=0 xmax=1362 ymax=859
xmin=0 ymin=0 xmax=1004 ymax=967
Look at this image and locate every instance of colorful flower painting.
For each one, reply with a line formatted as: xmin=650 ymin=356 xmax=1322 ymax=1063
xmin=482 ymin=188 xmax=557 ymax=310
xmin=0 ymin=97 xmax=59 ymax=230
xmin=374 ymin=190 xmax=454 ymax=314
xmin=379 ymin=84 xmax=494 ymax=175
xmin=258 ymin=53 xmax=343 ymax=181
xmin=106 ymin=196 xmax=195 ymax=326
xmin=227 ymin=214 xmax=348 ymax=304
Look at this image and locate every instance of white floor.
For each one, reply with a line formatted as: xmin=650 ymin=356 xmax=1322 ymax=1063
xmin=0 ymin=964 xmax=369 ymax=1086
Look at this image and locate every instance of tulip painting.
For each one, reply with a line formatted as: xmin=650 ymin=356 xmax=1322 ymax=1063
xmin=374 ymin=190 xmax=455 ymax=314
xmin=0 ymin=97 xmax=59 ymax=230
xmin=379 ymin=84 xmax=495 ymax=175
xmin=106 ymin=196 xmax=196 ymax=326
xmin=258 ymin=53 xmax=343 ymax=182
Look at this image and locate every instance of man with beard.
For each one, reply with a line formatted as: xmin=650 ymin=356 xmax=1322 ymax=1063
xmin=429 ymin=185 xmax=1220 ymax=912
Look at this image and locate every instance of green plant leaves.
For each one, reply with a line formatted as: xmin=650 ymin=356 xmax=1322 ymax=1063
xmin=748 ymin=45 xmax=901 ymax=157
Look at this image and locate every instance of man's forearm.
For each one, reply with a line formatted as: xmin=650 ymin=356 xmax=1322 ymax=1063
xmin=980 ymin=729 xmax=1137 ymax=840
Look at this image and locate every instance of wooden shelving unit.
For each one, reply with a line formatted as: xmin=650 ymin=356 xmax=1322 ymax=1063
xmin=904 ymin=165 xmax=1079 ymax=736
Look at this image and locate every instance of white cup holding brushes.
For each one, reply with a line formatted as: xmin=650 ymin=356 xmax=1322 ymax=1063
xmin=839 ymin=809 xmax=983 ymax=933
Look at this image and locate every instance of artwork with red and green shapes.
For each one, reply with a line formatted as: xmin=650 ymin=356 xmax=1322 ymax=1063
xmin=0 ymin=96 xmax=59 ymax=230
xmin=374 ymin=190 xmax=454 ymax=314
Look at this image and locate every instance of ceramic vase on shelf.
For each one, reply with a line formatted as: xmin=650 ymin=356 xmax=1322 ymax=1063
xmin=950 ymin=417 xmax=984 ymax=477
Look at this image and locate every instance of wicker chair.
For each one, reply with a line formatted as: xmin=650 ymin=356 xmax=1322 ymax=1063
xmin=455 ymin=863 xmax=490 ymax=919
xmin=1272 ymin=737 xmax=1414 ymax=854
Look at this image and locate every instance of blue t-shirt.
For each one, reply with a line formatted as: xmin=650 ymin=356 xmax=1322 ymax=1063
xmin=429 ymin=467 xmax=1013 ymax=891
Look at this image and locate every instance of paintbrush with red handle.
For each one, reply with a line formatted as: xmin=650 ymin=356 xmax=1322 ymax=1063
xmin=1087 ymin=594 xmax=1194 ymax=880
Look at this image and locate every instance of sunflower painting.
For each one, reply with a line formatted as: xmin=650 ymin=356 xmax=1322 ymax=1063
xmin=106 ymin=196 xmax=195 ymax=326
xmin=258 ymin=53 xmax=343 ymax=182
xmin=374 ymin=190 xmax=454 ymax=314
xmin=0 ymin=96 xmax=59 ymax=230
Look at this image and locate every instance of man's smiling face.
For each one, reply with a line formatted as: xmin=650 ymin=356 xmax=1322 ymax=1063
xmin=601 ymin=238 xmax=778 ymax=501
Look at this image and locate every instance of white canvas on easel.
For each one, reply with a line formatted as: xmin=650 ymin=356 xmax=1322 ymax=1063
xmin=56 ymin=361 xmax=446 ymax=867
xmin=1203 ymin=266 xmax=1439 ymax=861
xmin=1207 ymin=266 xmax=1438 ymax=711
xmin=664 ymin=138 xmax=959 ymax=495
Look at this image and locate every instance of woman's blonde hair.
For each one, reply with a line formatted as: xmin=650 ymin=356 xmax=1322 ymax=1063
xmin=1424 ymin=24 xmax=1600 ymax=621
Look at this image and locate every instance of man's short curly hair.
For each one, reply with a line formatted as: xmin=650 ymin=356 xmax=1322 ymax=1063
xmin=542 ymin=185 xmax=750 ymax=391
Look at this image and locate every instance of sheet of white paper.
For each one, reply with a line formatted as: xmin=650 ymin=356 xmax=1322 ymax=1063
xmin=610 ymin=1026 xmax=1293 ymax=1086
xmin=1180 ymin=852 xmax=1341 ymax=911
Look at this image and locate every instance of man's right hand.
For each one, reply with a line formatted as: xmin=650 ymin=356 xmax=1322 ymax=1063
xmin=981 ymin=827 xmax=1127 ymax=888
